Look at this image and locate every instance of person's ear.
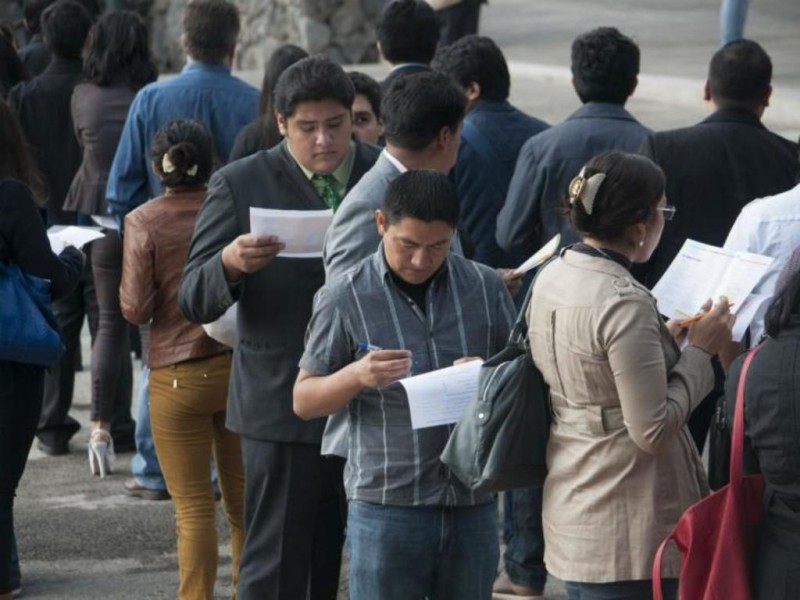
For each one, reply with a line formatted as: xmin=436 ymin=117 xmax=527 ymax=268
xmin=465 ymin=81 xmax=481 ymax=104
xmin=762 ymin=84 xmax=772 ymax=108
xmin=628 ymin=76 xmax=638 ymax=99
xmin=438 ymin=125 xmax=456 ymax=150
xmin=151 ymin=160 xmax=160 ymax=177
xmin=179 ymin=33 xmax=187 ymax=54
xmin=276 ymin=112 xmax=288 ymax=137
xmin=631 ymin=222 xmax=648 ymax=248
xmin=703 ymin=79 xmax=712 ymax=103
xmin=376 ymin=210 xmax=387 ymax=237
xmin=376 ymin=41 xmax=385 ymax=62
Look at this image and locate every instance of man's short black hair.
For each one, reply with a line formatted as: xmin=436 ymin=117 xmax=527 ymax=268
xmin=571 ymin=27 xmax=639 ymax=105
xmin=381 ymin=71 xmax=466 ymax=151
xmin=273 ymin=57 xmax=355 ymax=118
xmin=377 ymin=0 xmax=439 ymax=65
xmin=348 ymin=71 xmax=382 ymax=119
xmin=41 ymin=0 xmax=92 ymax=60
xmin=709 ymin=39 xmax=772 ymax=109
xmin=431 ymin=35 xmax=510 ymax=102
xmin=24 ymin=0 xmax=56 ymax=35
xmin=382 ymin=170 xmax=459 ymax=228
xmin=183 ymin=0 xmax=240 ymax=65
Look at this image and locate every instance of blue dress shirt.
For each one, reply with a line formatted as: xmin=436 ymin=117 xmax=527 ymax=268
xmin=106 ymin=62 xmax=259 ymax=217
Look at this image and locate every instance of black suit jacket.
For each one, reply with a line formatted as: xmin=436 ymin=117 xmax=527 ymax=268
xmin=9 ymin=58 xmax=84 ymax=226
xmin=179 ymin=141 xmax=380 ymax=443
xmin=639 ymin=109 xmax=799 ymax=286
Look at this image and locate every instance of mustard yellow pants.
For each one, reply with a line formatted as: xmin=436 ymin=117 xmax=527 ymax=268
xmin=150 ymin=353 xmax=244 ymax=600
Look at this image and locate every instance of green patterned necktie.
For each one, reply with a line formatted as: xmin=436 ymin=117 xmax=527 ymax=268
xmin=312 ymin=173 xmax=342 ymax=211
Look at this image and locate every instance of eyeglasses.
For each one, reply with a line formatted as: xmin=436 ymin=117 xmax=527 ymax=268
xmin=658 ymin=205 xmax=677 ymax=221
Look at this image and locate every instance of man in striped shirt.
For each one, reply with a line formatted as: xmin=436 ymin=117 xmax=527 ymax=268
xmin=294 ymin=170 xmax=515 ymax=599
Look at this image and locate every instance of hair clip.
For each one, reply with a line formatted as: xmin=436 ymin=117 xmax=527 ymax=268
xmin=568 ymin=167 xmax=606 ymax=215
xmin=186 ymin=164 xmax=198 ymax=177
xmin=162 ymin=153 xmax=176 ymax=174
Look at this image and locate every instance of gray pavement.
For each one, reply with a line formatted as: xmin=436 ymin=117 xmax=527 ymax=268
xmin=14 ymin=0 xmax=800 ymax=598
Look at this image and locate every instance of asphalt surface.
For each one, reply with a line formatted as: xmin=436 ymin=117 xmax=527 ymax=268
xmin=14 ymin=0 xmax=800 ymax=598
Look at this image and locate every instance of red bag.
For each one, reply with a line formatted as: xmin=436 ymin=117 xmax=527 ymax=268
xmin=652 ymin=347 xmax=765 ymax=600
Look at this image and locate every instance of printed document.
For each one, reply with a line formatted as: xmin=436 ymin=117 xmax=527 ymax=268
xmin=249 ymin=207 xmax=333 ymax=258
xmin=652 ymin=240 xmax=773 ymax=323
xmin=514 ymin=234 xmax=561 ymax=275
xmin=47 ymin=226 xmax=105 ymax=254
xmin=399 ymin=360 xmax=483 ymax=429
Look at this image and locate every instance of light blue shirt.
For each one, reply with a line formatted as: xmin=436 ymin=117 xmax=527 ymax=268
xmin=106 ymin=62 xmax=259 ymax=217
xmin=724 ymin=182 xmax=800 ymax=342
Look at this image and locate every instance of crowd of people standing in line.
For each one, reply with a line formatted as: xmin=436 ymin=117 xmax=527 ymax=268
xmin=1 ymin=0 xmax=799 ymax=599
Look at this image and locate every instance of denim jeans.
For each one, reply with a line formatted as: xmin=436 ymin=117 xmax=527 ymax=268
xmin=564 ymin=578 xmax=677 ymax=600
xmin=502 ymin=487 xmax=547 ymax=591
xmin=721 ymin=0 xmax=749 ymax=44
xmin=130 ymin=366 xmax=166 ymax=490
xmin=347 ymin=500 xmax=499 ymax=600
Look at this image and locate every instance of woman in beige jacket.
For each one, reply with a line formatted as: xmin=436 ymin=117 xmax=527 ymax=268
xmin=527 ymin=152 xmax=733 ymax=599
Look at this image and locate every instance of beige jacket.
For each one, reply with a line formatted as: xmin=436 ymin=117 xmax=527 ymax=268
xmin=527 ymin=250 xmax=713 ymax=582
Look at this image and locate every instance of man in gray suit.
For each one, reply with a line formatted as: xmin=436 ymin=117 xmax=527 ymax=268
xmin=179 ymin=57 xmax=380 ymax=600
xmin=324 ymin=71 xmax=466 ymax=281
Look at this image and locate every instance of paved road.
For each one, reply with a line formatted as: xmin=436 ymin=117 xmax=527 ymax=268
xmin=14 ymin=0 xmax=800 ymax=598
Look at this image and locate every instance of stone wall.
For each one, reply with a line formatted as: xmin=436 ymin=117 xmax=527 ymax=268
xmin=150 ymin=0 xmax=385 ymax=74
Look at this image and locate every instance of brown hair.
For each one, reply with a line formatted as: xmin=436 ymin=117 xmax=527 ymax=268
xmin=565 ymin=151 xmax=665 ymax=242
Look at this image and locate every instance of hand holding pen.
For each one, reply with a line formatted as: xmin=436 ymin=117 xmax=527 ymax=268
xmin=355 ymin=341 xmax=412 ymax=388
xmin=678 ymin=297 xmax=735 ymax=356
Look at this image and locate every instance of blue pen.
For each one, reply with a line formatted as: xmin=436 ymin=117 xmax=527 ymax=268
xmin=357 ymin=341 xmax=382 ymax=352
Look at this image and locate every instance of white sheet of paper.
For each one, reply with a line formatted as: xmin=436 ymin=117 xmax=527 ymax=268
xmin=91 ymin=215 xmax=118 ymax=230
xmin=399 ymin=360 xmax=483 ymax=430
xmin=514 ymin=234 xmax=561 ymax=275
xmin=47 ymin=226 xmax=105 ymax=254
xmin=249 ymin=207 xmax=333 ymax=258
xmin=652 ymin=240 xmax=773 ymax=320
xmin=731 ymin=293 xmax=772 ymax=342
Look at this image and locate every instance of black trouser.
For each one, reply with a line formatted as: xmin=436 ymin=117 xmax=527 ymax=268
xmin=437 ymin=0 xmax=482 ymax=46
xmin=238 ymin=438 xmax=345 ymax=600
xmin=0 ymin=361 xmax=44 ymax=594
xmin=89 ymin=231 xmax=133 ymax=444
xmin=37 ymin=258 xmax=98 ymax=449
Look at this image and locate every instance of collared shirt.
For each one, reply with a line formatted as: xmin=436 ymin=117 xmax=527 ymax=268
xmin=106 ymin=62 xmax=259 ymax=217
xmin=299 ymin=247 xmax=515 ymax=507
xmin=724 ymin=182 xmax=800 ymax=342
xmin=287 ymin=139 xmax=356 ymax=202
xmin=381 ymin=148 xmax=408 ymax=173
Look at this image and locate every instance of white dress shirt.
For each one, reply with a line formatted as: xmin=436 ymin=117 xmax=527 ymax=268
xmin=724 ymin=181 xmax=800 ymax=342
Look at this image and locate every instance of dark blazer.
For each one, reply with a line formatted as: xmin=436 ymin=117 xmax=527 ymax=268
xmin=179 ymin=140 xmax=380 ymax=443
xmin=726 ymin=324 xmax=800 ymax=599
xmin=380 ymin=63 xmax=429 ymax=93
xmin=65 ymin=82 xmax=136 ymax=215
xmin=453 ymin=99 xmax=549 ymax=267
xmin=8 ymin=58 xmax=84 ymax=226
xmin=639 ymin=109 xmax=799 ymax=287
xmin=496 ymin=102 xmax=651 ymax=259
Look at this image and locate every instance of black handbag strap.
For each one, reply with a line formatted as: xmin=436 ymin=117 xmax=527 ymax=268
xmin=509 ymin=255 xmax=558 ymax=344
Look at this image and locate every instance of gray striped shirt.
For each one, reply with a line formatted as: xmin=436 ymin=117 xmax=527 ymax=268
xmin=299 ymin=248 xmax=515 ymax=507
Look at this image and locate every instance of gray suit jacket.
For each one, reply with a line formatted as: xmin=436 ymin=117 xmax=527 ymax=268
xmin=179 ymin=140 xmax=380 ymax=443
xmin=323 ymin=152 xmax=401 ymax=282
